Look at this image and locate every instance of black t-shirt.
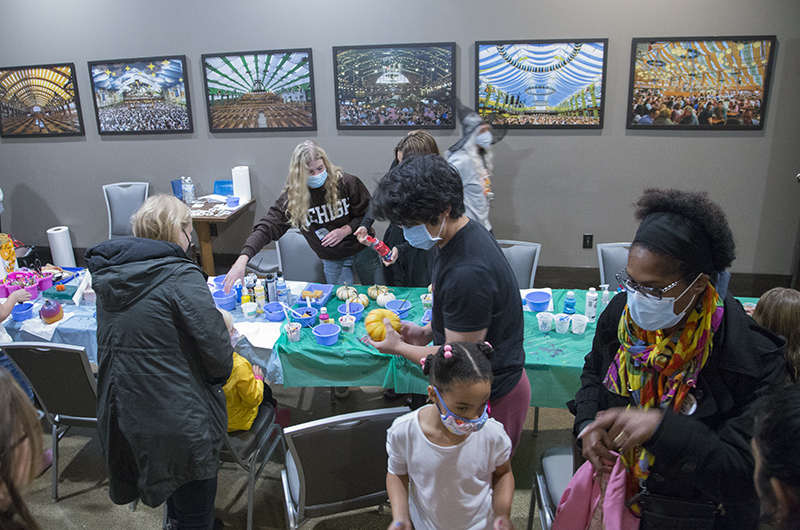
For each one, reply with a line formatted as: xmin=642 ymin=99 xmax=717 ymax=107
xmin=431 ymin=219 xmax=525 ymax=400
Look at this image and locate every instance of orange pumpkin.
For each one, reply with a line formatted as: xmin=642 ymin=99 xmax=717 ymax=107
xmin=364 ymin=309 xmax=402 ymax=342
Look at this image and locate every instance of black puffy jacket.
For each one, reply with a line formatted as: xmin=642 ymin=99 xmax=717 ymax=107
xmin=86 ymin=237 xmax=233 ymax=507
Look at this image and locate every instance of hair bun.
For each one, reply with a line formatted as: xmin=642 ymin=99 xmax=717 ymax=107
xmin=477 ymin=340 xmax=495 ymax=361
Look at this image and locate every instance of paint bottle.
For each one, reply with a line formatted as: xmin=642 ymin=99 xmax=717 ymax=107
xmin=266 ymin=273 xmax=277 ymax=303
xmin=585 ymin=287 xmax=597 ymax=322
xmin=254 ymin=280 xmax=266 ymax=313
xmin=366 ymin=236 xmax=393 ymax=263
xmin=276 ymin=273 xmax=289 ymax=305
xmin=598 ymin=284 xmax=610 ymax=314
xmin=563 ymin=291 xmax=576 ymax=314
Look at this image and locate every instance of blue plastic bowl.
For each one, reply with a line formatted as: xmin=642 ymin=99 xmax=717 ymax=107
xmin=11 ymin=303 xmax=34 ymax=321
xmin=264 ymin=302 xmax=285 ymax=322
xmin=213 ymin=275 xmax=227 ymax=289
xmin=337 ymin=302 xmax=364 ymax=322
xmin=312 ymin=323 xmax=341 ymax=346
xmin=386 ymin=299 xmax=412 ymax=319
xmin=213 ymin=290 xmax=236 ymax=311
xmin=525 ymin=291 xmax=552 ymax=312
xmin=292 ymin=307 xmax=318 ymax=327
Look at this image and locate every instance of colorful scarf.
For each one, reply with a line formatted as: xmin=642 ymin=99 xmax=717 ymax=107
xmin=603 ymin=285 xmax=724 ymax=505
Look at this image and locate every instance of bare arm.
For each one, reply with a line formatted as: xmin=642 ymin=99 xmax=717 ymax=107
xmin=367 ymin=322 xmax=487 ymax=365
xmin=386 ymin=472 xmax=412 ymax=530
xmin=491 ymin=459 xmax=515 ymax=530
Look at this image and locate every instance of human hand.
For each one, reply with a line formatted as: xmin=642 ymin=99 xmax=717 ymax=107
xmin=589 ymin=407 xmax=663 ymax=455
xmin=387 ymin=521 xmax=412 ymax=530
xmin=400 ymin=321 xmax=432 ymax=346
xmin=577 ymin=422 xmax=616 ymax=474
xmin=354 ymin=226 xmax=370 ymax=245
xmin=223 ymin=255 xmax=248 ymax=294
xmin=493 ymin=515 xmax=514 ymax=530
xmin=364 ymin=318 xmax=406 ymax=355
xmin=321 ymin=226 xmax=351 ymax=247
xmin=252 ymin=365 xmax=264 ymax=379
xmin=9 ymin=289 xmax=31 ymax=304
xmin=382 ymin=247 xmax=399 ymax=266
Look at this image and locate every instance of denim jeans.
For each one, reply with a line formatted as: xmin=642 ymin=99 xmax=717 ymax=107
xmin=166 ymin=476 xmax=218 ymax=530
xmin=0 ymin=353 xmax=35 ymax=402
xmin=322 ymin=247 xmax=383 ymax=285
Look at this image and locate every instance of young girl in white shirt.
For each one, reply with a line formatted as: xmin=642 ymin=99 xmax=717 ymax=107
xmin=386 ymin=341 xmax=516 ymax=530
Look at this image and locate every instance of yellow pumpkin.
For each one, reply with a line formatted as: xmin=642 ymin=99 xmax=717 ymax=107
xmin=365 ymin=309 xmax=402 ymax=341
xmin=336 ymin=286 xmax=357 ymax=300
xmin=367 ymin=284 xmax=389 ymax=300
xmin=347 ymin=293 xmax=370 ymax=308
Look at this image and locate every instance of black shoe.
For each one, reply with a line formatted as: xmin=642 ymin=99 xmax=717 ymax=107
xmin=383 ymin=388 xmax=403 ymax=401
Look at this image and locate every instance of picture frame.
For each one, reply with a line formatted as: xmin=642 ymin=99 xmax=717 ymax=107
xmin=476 ymin=39 xmax=608 ymax=129
xmin=0 ymin=62 xmax=85 ymax=138
xmin=87 ymin=55 xmax=193 ymax=135
xmin=626 ymin=36 xmax=776 ymax=130
xmin=333 ymin=42 xmax=456 ymax=129
xmin=201 ymin=48 xmax=316 ymax=132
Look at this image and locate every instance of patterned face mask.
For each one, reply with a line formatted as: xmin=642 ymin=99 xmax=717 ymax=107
xmin=433 ymin=386 xmax=488 ymax=436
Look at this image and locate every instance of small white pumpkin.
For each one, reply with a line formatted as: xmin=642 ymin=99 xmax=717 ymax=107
xmin=367 ymin=284 xmax=389 ymax=300
xmin=347 ymin=293 xmax=370 ymax=308
xmin=376 ymin=292 xmax=396 ymax=308
xmin=336 ymin=286 xmax=357 ymax=300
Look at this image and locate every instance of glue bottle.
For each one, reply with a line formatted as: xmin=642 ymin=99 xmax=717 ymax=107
xmin=254 ymin=280 xmax=266 ymax=313
xmin=598 ymin=284 xmax=610 ymax=315
xmin=366 ymin=236 xmax=393 ymax=263
xmin=585 ymin=287 xmax=598 ymax=322
xmin=563 ymin=291 xmax=576 ymax=314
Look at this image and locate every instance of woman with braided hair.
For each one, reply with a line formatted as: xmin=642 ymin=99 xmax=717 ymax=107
xmin=386 ymin=342 xmax=515 ymax=530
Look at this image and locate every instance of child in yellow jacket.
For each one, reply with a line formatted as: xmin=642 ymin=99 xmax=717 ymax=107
xmin=218 ymin=309 xmax=279 ymax=431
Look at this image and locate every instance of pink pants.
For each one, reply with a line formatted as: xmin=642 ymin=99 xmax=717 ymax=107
xmin=490 ymin=369 xmax=531 ymax=456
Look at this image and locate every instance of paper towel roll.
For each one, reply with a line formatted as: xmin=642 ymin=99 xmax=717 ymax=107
xmin=47 ymin=226 xmax=76 ymax=267
xmin=232 ymin=166 xmax=252 ymax=202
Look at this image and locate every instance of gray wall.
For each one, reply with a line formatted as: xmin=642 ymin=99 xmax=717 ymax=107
xmin=1 ymin=0 xmax=799 ymax=275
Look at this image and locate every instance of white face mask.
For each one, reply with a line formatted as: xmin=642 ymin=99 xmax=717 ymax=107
xmin=626 ymin=274 xmax=701 ymax=331
xmin=475 ymin=131 xmax=493 ymax=148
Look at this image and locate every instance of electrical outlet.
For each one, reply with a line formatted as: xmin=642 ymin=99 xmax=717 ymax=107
xmin=582 ymin=234 xmax=593 ymax=249
xmin=210 ymin=224 xmax=218 ymax=237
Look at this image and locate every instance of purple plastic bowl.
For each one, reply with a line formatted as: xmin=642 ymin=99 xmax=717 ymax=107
xmin=525 ymin=291 xmax=552 ymax=312
xmin=312 ymin=323 xmax=341 ymax=346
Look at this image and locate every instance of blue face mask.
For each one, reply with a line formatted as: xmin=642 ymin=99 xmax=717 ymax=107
xmin=475 ymin=131 xmax=493 ymax=148
xmin=402 ymin=216 xmax=445 ymax=250
xmin=433 ymin=387 xmax=489 ymax=436
xmin=307 ymin=169 xmax=328 ymax=189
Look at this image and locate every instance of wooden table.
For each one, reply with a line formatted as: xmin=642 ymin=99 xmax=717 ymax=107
xmin=190 ymin=198 xmax=255 ymax=275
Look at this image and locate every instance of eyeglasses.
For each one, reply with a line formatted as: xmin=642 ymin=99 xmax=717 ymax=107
xmin=615 ymin=268 xmax=694 ymax=300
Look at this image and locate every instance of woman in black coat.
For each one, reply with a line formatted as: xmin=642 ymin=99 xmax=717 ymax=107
xmin=574 ymin=188 xmax=786 ymax=529
xmin=86 ymin=195 xmax=232 ymax=530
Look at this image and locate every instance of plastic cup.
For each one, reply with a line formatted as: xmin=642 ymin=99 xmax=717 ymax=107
xmin=285 ymin=322 xmax=301 ymax=342
xmin=536 ymin=312 xmax=553 ymax=332
xmin=554 ymin=313 xmax=571 ymax=334
xmin=339 ymin=314 xmax=356 ymax=333
xmin=420 ymin=294 xmax=432 ymax=310
xmin=571 ymin=314 xmax=589 ymax=335
xmin=241 ymin=302 xmax=257 ymax=320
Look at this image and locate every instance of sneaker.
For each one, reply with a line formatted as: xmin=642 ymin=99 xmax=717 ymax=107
xmin=334 ymin=387 xmax=350 ymax=399
xmin=39 ymin=448 xmax=53 ymax=477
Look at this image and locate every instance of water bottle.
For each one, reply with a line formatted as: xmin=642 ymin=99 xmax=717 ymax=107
xmin=598 ymin=284 xmax=610 ymax=315
xmin=276 ymin=273 xmax=289 ymax=305
xmin=563 ymin=291 xmax=576 ymax=314
xmin=180 ymin=176 xmax=195 ymax=204
xmin=585 ymin=287 xmax=598 ymax=322
xmin=266 ymin=273 xmax=277 ymax=303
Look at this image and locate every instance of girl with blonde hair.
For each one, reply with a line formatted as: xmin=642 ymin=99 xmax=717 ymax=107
xmin=224 ymin=140 xmax=382 ymax=291
xmin=754 ymin=287 xmax=800 ymax=382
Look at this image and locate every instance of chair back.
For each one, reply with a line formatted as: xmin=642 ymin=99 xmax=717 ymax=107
xmin=497 ymin=240 xmax=541 ymax=289
xmin=597 ymin=242 xmax=631 ymax=287
xmin=283 ymin=407 xmax=409 ymax=524
xmin=1 ymin=342 xmax=97 ymax=426
xmin=276 ymin=228 xmax=326 ymax=283
xmin=103 ymin=182 xmax=149 ymax=239
xmin=532 ymin=445 xmax=574 ymax=530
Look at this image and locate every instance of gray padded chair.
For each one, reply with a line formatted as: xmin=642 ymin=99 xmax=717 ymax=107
xmin=102 ymin=182 xmax=149 ymax=239
xmin=497 ymin=240 xmax=541 ymax=289
xmin=246 ymin=248 xmax=280 ymax=276
xmin=1 ymin=341 xmax=97 ymax=501
xmin=528 ymin=446 xmax=574 ymax=530
xmin=281 ymin=407 xmax=409 ymax=530
xmin=597 ymin=242 xmax=631 ymax=287
xmin=276 ymin=228 xmax=326 ymax=283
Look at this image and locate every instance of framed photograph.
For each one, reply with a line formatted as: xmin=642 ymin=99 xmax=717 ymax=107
xmin=88 ymin=55 xmax=193 ymax=134
xmin=0 ymin=62 xmax=85 ymax=138
xmin=333 ymin=42 xmax=456 ymax=129
xmin=201 ymin=48 xmax=316 ymax=132
xmin=627 ymin=36 xmax=776 ymax=130
xmin=476 ymin=39 xmax=608 ymax=129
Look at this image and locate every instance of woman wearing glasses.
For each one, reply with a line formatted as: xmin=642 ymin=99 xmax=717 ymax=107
xmin=572 ymin=188 xmax=786 ymax=529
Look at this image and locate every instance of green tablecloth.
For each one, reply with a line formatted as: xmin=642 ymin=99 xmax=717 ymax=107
xmin=275 ymin=286 xmax=599 ymax=409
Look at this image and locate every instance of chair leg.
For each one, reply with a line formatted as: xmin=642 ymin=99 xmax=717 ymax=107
xmin=533 ymin=407 xmax=540 ymax=435
xmin=162 ymin=503 xmax=169 ymax=529
xmin=51 ymin=423 xmax=58 ymax=502
xmin=527 ymin=477 xmax=537 ymax=530
xmin=247 ymin=466 xmax=256 ymax=530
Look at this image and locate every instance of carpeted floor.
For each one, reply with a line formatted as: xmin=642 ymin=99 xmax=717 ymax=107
xmin=24 ymin=385 xmax=575 ymax=529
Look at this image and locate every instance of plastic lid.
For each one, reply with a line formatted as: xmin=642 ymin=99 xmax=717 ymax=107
xmin=566 ymin=291 xmax=575 ymax=298
xmin=588 ymin=287 xmax=596 ymax=292
xmin=600 ymin=284 xmax=609 ymax=291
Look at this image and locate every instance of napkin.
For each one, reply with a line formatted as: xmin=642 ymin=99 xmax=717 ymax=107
xmin=235 ymin=321 xmax=283 ymax=350
xmin=20 ymin=312 xmax=75 ymax=341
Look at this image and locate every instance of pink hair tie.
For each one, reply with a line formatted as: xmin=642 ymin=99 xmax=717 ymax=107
xmin=420 ymin=358 xmax=426 ymax=368
xmin=484 ymin=341 xmax=492 ymax=349
xmin=443 ymin=344 xmax=452 ymax=358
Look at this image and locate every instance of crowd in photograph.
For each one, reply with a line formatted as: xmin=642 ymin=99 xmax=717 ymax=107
xmin=489 ymin=113 xmax=600 ymax=126
xmin=97 ymin=101 xmax=191 ymax=132
xmin=338 ymin=99 xmax=452 ymax=126
xmin=631 ymin=87 xmax=763 ymax=126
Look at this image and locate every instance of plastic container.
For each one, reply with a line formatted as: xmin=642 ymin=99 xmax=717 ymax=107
xmin=226 ymin=196 xmax=240 ymax=208
xmin=598 ymin=284 xmax=610 ymax=314
xmin=313 ymin=323 xmax=341 ymax=346
xmin=420 ymin=293 xmax=432 ymax=310
xmin=0 ymin=283 xmax=8 ymax=298
xmin=285 ymin=322 xmax=301 ymax=342
xmin=563 ymin=291 xmax=576 ymax=314
xmin=585 ymin=287 xmax=597 ymax=322
xmin=23 ymin=284 xmax=39 ymax=298
xmin=212 ymin=290 xmax=236 ymax=311
xmin=37 ymin=272 xmax=54 ymax=291
xmin=337 ymin=302 xmax=364 ymax=322
xmin=420 ymin=309 xmax=432 ymax=325
xmin=181 ymin=176 xmax=195 ymax=204
xmin=571 ymin=314 xmax=589 ymax=334
xmin=386 ymin=299 xmax=412 ymax=319
xmin=276 ymin=274 xmax=290 ymax=305
xmin=292 ymin=307 xmax=319 ymax=327
xmin=554 ymin=313 xmax=571 ymax=334
xmin=241 ymin=302 xmax=258 ymax=320
xmin=536 ymin=312 xmax=553 ymax=332
xmin=525 ymin=291 xmax=552 ymax=312
xmin=339 ymin=314 xmax=356 ymax=333
xmin=266 ymin=273 xmax=277 ymax=303
xmin=213 ymin=275 xmax=227 ymax=290
xmin=264 ymin=302 xmax=285 ymax=322
xmin=11 ymin=302 xmax=34 ymax=321
xmin=255 ymin=280 xmax=266 ymax=313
